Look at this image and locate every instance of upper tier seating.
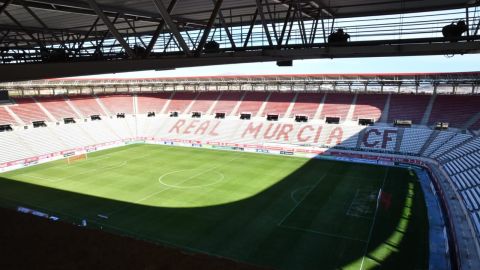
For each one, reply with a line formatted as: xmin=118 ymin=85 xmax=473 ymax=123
xmin=353 ymin=94 xmax=387 ymax=121
xmin=262 ymin=92 xmax=296 ymax=117
xmin=0 ymin=107 xmax=16 ymax=125
xmin=10 ymin=98 xmax=48 ymax=124
xmin=210 ymin=92 xmax=244 ymax=116
xmin=428 ymin=95 xmax=480 ymax=128
xmin=137 ymin=93 xmax=171 ymax=114
xmin=37 ymin=96 xmax=78 ymax=121
xmin=388 ymin=94 xmax=430 ymax=124
xmin=236 ymin=92 xmax=269 ymax=116
xmin=290 ymin=93 xmax=324 ymax=119
xmin=3 ymin=93 xmax=479 ymax=130
xmin=187 ymin=92 xmax=221 ymax=114
xmin=99 ymin=95 xmax=134 ymax=115
xmin=320 ymin=93 xmax=354 ymax=121
xmin=165 ymin=92 xmax=197 ymax=114
xmin=69 ymin=95 xmax=105 ymax=117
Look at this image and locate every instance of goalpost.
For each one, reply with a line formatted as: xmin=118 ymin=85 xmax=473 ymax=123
xmin=66 ymin=153 xmax=88 ymax=164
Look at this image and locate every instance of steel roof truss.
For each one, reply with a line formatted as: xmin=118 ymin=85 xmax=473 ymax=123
xmin=195 ymin=0 xmax=225 ymax=55
xmin=86 ymin=0 xmax=135 ymax=58
xmin=152 ymin=0 xmax=190 ymax=54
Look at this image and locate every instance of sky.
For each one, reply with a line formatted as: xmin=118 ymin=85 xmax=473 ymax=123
xmin=77 ymin=54 xmax=480 ymax=79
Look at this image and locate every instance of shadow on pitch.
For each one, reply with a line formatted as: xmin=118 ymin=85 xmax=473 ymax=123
xmin=0 ymin=156 xmax=427 ymax=270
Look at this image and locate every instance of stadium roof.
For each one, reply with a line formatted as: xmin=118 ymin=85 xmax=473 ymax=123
xmin=1 ymin=0 xmax=476 ymax=33
xmin=0 ymin=0 xmax=479 ymax=81
xmin=2 ymin=71 xmax=479 ymax=95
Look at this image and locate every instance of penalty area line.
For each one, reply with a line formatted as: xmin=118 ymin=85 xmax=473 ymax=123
xmin=359 ymin=167 xmax=389 ymax=270
xmin=278 ymin=224 xmax=368 ymax=243
xmin=277 ymin=174 xmax=326 ymax=226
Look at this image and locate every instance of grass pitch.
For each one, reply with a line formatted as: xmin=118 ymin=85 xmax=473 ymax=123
xmin=0 ymin=144 xmax=428 ymax=269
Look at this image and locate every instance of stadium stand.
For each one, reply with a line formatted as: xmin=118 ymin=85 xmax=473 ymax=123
xmin=400 ymin=129 xmax=433 ymax=155
xmin=471 ymin=119 xmax=480 ymax=132
xmin=0 ymin=132 xmax=35 ymax=163
xmin=165 ymin=92 xmax=198 ymax=114
xmin=352 ymin=94 xmax=387 ymax=121
xmin=387 ymin=94 xmax=430 ymax=124
xmin=262 ymin=92 xmax=296 ymax=117
xmin=430 ymin=133 xmax=472 ymax=158
xmin=290 ymin=93 xmax=324 ymax=119
xmin=0 ymin=107 xmax=16 ymax=125
xmin=422 ymin=131 xmax=456 ymax=156
xmin=187 ymin=92 xmax=221 ymax=115
xmin=210 ymin=91 xmax=244 ymax=116
xmin=137 ymin=93 xmax=171 ymax=114
xmin=1 ymin=91 xmax=480 ymax=253
xmin=37 ymin=96 xmax=79 ymax=121
xmin=428 ymin=95 xmax=480 ymax=128
xmin=69 ymin=96 xmax=105 ymax=117
xmin=236 ymin=92 xmax=270 ymax=116
xmin=9 ymin=98 xmax=49 ymax=124
xmin=98 ymin=95 xmax=134 ymax=115
xmin=320 ymin=93 xmax=354 ymax=121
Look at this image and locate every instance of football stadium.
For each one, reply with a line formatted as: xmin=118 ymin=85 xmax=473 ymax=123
xmin=0 ymin=1 xmax=480 ymax=270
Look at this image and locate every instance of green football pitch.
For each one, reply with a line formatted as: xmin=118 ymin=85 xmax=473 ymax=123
xmin=0 ymin=144 xmax=428 ymax=270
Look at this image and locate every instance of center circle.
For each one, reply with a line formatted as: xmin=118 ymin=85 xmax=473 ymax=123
xmin=158 ymin=169 xmax=225 ymax=189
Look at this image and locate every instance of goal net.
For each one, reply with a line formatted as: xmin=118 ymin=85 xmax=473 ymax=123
xmin=66 ymin=153 xmax=88 ymax=164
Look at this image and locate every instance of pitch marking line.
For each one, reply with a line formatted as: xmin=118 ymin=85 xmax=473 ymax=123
xmin=24 ymin=161 xmax=128 ymax=183
xmin=105 ymin=155 xmax=241 ymax=216
xmin=277 ymin=174 xmax=326 ymax=226
xmin=346 ymin=189 xmax=360 ymax=216
xmin=290 ymin=186 xmax=314 ymax=204
xmin=278 ymin=224 xmax=368 ymax=243
xmin=158 ymin=169 xmax=225 ymax=189
xmin=24 ymin=154 xmax=150 ymax=183
xmin=359 ymin=167 xmax=389 ymax=270
xmin=346 ymin=189 xmax=376 ymax=220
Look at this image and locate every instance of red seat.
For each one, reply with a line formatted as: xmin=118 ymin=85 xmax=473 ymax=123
xmin=137 ymin=93 xmax=171 ymax=114
xmin=262 ymin=92 xmax=296 ymax=117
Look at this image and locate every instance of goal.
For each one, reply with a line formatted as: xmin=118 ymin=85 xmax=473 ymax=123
xmin=66 ymin=153 xmax=88 ymax=164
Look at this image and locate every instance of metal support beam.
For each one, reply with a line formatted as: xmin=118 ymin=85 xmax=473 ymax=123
xmin=310 ymin=0 xmax=334 ymax=18
xmin=264 ymin=1 xmax=278 ymax=43
xmin=214 ymin=0 xmax=236 ymax=49
xmin=321 ymin=14 xmax=326 ymax=43
xmin=243 ymin=8 xmax=258 ymax=48
xmin=474 ymin=16 xmax=480 ymax=36
xmin=255 ymin=0 xmax=273 ymax=47
xmin=4 ymin=10 xmax=46 ymax=49
xmin=145 ymin=0 xmax=178 ymax=57
xmin=278 ymin=4 xmax=293 ymax=46
xmin=0 ymin=30 xmax=10 ymax=44
xmin=22 ymin=4 xmax=70 ymax=51
xmin=295 ymin=1 xmax=308 ymax=44
xmin=152 ymin=0 xmax=190 ymax=54
xmin=123 ymin=17 xmax=147 ymax=48
xmin=75 ymin=17 xmax=100 ymax=55
xmin=93 ymin=14 xmax=120 ymax=56
xmin=0 ymin=0 xmax=13 ymax=16
xmin=86 ymin=0 xmax=135 ymax=58
xmin=195 ymin=0 xmax=224 ymax=55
